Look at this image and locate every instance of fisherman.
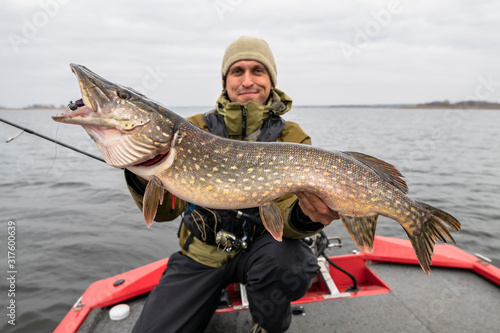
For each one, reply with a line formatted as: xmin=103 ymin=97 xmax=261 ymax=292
xmin=126 ymin=36 xmax=339 ymax=333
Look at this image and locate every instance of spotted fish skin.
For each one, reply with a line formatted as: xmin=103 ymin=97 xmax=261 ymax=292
xmin=53 ymin=64 xmax=461 ymax=274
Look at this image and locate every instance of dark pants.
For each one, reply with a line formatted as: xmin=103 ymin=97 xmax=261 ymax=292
xmin=132 ymin=234 xmax=319 ymax=333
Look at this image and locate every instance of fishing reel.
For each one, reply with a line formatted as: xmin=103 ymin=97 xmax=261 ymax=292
xmin=215 ymin=230 xmax=248 ymax=253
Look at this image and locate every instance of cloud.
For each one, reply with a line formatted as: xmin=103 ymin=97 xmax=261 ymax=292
xmin=1 ymin=0 xmax=499 ymax=108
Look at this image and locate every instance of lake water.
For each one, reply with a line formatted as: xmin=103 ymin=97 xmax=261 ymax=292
xmin=1 ymin=107 xmax=499 ymax=332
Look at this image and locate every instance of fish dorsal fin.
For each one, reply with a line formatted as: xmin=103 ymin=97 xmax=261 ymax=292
xmin=343 ymin=151 xmax=409 ymax=194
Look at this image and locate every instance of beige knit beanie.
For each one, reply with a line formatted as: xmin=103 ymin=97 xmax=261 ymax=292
xmin=221 ymin=36 xmax=277 ymax=88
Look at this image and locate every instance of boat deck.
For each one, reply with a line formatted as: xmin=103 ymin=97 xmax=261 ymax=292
xmin=76 ymin=261 xmax=500 ymax=333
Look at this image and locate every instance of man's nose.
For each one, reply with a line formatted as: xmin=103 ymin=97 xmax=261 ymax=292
xmin=241 ymin=71 xmax=254 ymax=86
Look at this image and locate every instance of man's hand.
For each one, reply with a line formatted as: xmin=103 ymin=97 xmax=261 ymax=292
xmin=295 ymin=192 xmax=339 ymax=226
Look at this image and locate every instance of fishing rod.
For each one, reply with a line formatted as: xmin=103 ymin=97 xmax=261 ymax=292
xmin=0 ymin=117 xmax=105 ymax=164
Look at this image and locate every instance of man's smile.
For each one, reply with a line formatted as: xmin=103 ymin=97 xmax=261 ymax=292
xmin=239 ymin=90 xmax=259 ymax=98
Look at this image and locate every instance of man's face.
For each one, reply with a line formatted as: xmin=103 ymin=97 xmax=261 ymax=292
xmin=225 ymin=60 xmax=273 ymax=105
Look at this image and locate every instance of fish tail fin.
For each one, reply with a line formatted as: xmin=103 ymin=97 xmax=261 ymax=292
xmin=405 ymin=201 xmax=462 ymax=275
xmin=259 ymin=202 xmax=284 ymax=242
xmin=340 ymin=215 xmax=379 ymax=253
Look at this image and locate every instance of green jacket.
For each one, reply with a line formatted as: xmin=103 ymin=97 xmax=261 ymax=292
xmin=125 ymin=89 xmax=324 ymax=267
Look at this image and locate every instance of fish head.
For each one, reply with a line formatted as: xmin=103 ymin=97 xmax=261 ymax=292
xmin=53 ymin=64 xmax=177 ymax=168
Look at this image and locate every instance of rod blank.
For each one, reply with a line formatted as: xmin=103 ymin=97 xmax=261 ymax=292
xmin=0 ymin=117 xmax=105 ymax=164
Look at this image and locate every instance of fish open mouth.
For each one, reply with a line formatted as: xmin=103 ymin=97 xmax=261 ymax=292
xmin=52 ymin=103 xmax=94 ymax=124
xmin=133 ymin=151 xmax=169 ymax=167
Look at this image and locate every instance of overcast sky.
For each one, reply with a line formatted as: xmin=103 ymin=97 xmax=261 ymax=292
xmin=1 ymin=0 xmax=499 ymax=108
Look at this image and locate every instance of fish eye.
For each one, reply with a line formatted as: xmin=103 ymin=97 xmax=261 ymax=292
xmin=117 ymin=90 xmax=131 ymax=100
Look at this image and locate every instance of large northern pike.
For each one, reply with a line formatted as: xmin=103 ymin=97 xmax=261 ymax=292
xmin=53 ymin=64 xmax=461 ymax=274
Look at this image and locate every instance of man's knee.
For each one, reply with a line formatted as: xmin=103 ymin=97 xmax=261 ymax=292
xmin=248 ymin=240 xmax=318 ymax=298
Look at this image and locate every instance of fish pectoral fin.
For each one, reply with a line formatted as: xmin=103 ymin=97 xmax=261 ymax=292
xmin=339 ymin=215 xmax=379 ymax=253
xmin=143 ymin=176 xmax=163 ymax=228
xmin=259 ymin=202 xmax=284 ymax=242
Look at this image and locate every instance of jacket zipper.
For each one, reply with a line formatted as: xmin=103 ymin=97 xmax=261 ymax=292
xmin=241 ymin=106 xmax=247 ymax=139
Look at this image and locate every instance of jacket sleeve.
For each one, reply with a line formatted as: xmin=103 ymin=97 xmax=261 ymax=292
xmin=275 ymin=121 xmax=325 ymax=239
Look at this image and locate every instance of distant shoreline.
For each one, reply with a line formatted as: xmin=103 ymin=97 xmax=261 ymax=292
xmin=2 ymin=104 xmax=500 ymax=110
xmin=300 ymin=105 xmax=500 ymax=109
xmin=0 ymin=107 xmax=66 ymax=110
xmin=399 ymin=105 xmax=500 ymax=109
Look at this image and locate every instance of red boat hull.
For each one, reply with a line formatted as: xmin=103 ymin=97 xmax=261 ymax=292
xmin=55 ymin=236 xmax=500 ymax=333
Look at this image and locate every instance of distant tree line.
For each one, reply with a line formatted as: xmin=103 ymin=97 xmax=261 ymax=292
xmin=417 ymin=100 xmax=500 ymax=108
